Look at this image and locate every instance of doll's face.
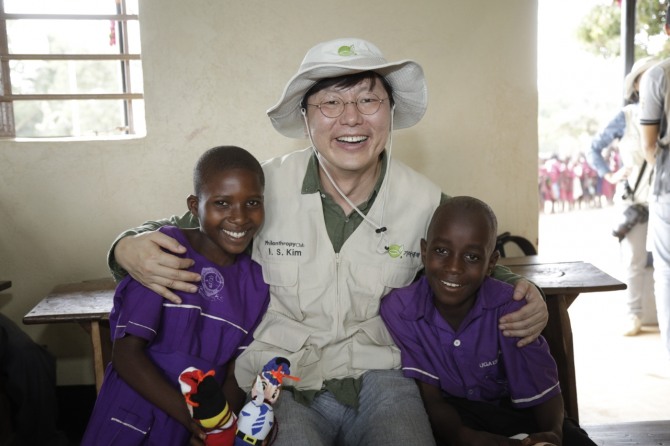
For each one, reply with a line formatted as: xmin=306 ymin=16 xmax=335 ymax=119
xmin=262 ymin=376 xmax=280 ymax=404
xmin=251 ymin=374 xmax=280 ymax=404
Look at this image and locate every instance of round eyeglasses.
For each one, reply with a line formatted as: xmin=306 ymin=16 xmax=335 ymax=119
xmin=307 ymin=93 xmax=388 ymax=118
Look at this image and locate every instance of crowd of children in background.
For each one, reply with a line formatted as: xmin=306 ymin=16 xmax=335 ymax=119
xmin=539 ymin=147 xmax=621 ymax=213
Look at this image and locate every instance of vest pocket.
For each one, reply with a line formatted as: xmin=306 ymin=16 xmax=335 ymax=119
xmin=253 ymin=311 xmax=312 ymax=354
xmin=260 ymin=260 xmax=304 ymax=319
xmin=351 ymin=316 xmax=400 ymax=370
xmin=262 ymin=259 xmax=298 ymax=286
xmin=381 ymin=263 xmax=420 ymax=289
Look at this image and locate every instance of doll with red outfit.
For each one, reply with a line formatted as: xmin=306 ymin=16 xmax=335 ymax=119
xmin=179 ymin=357 xmax=299 ymax=446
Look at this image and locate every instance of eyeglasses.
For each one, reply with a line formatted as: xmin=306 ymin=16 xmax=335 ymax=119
xmin=306 ymin=93 xmax=388 ymax=118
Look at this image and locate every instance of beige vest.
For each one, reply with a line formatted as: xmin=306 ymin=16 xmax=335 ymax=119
xmin=235 ymin=148 xmax=442 ymax=391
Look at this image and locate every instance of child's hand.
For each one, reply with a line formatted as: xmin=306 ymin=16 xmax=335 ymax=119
xmin=455 ymin=426 xmax=526 ymax=446
xmin=188 ymin=435 xmax=205 ymax=446
xmin=521 ymin=431 xmax=560 ymax=446
xmin=187 ymin=420 xmax=207 ymax=445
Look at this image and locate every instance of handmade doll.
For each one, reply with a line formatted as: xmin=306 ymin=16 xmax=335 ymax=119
xmin=180 ymin=357 xmax=299 ymax=446
xmin=179 ymin=367 xmax=237 ymax=446
xmin=235 ymin=357 xmax=299 ymax=446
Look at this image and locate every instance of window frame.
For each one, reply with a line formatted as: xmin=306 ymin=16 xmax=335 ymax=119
xmin=0 ymin=0 xmax=143 ymax=138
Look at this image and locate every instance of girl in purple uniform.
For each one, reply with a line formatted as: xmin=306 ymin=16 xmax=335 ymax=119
xmin=82 ymin=146 xmax=269 ymax=445
xmin=380 ymin=196 xmax=597 ymax=446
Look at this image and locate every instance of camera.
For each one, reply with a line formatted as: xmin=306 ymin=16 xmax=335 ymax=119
xmin=612 ymin=203 xmax=649 ymax=241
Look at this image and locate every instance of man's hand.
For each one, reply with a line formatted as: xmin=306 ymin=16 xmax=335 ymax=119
xmin=499 ymin=280 xmax=548 ymax=347
xmin=115 ymin=231 xmax=201 ymax=303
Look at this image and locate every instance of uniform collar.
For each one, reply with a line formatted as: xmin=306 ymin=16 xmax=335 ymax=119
xmin=401 ymin=276 xmax=502 ymax=326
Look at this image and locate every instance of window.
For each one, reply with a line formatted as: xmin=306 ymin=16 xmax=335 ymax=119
xmin=0 ymin=0 xmax=145 ymax=138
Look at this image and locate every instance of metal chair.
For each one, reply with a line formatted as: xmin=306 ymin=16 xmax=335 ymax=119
xmin=495 ymin=232 xmax=537 ymax=258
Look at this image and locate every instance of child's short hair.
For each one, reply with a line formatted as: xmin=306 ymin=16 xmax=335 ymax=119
xmin=193 ymin=146 xmax=264 ymax=195
xmin=430 ymin=196 xmax=498 ymax=249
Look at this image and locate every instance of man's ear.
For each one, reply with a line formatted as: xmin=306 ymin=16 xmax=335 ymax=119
xmin=186 ymin=195 xmax=199 ymax=217
xmin=488 ymin=250 xmax=501 ymax=275
xmin=665 ymin=23 xmax=670 ymax=37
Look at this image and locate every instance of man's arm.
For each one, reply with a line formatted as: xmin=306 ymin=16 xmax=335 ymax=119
xmin=638 ymin=64 xmax=664 ymax=166
xmin=640 ymin=123 xmax=660 ymax=166
xmin=107 ymin=212 xmax=199 ymax=303
xmin=492 ymin=265 xmax=548 ymax=347
xmin=586 ymin=110 xmax=626 ymax=178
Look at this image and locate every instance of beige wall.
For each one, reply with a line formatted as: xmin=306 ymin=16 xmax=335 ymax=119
xmin=0 ymin=0 xmax=539 ymax=385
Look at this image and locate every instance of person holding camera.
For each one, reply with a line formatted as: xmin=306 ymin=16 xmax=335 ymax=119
xmin=587 ymin=56 xmax=658 ymax=336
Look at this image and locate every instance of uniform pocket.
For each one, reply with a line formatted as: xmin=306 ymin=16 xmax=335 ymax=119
xmin=107 ymin=407 xmax=154 ymax=442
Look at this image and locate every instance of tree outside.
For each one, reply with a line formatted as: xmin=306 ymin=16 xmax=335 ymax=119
xmin=539 ymin=0 xmax=669 ymax=161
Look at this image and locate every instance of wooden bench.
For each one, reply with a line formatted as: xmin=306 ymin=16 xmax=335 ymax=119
xmin=584 ymin=420 xmax=670 ymax=445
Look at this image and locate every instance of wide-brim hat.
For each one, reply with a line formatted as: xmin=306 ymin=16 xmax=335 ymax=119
xmin=624 ymin=56 xmax=658 ymax=101
xmin=267 ymin=38 xmax=428 ymax=138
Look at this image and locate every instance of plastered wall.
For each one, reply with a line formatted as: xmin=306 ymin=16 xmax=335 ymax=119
xmin=0 ymin=0 xmax=539 ymax=385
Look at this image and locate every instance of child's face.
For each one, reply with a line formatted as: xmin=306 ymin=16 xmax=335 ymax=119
xmin=188 ymin=168 xmax=264 ymax=265
xmin=420 ymin=209 xmax=498 ymax=313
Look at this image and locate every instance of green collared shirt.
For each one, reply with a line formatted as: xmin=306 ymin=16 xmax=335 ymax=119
xmin=301 ymin=151 xmax=388 ymax=254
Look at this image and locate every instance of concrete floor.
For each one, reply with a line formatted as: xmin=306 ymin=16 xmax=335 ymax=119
xmin=538 ymin=205 xmax=670 ymax=425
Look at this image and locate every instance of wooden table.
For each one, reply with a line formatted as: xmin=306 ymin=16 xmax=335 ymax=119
xmin=23 ymin=278 xmax=116 ymax=393
xmin=499 ymin=256 xmax=626 ymax=422
xmin=0 ymin=281 xmax=11 ymax=292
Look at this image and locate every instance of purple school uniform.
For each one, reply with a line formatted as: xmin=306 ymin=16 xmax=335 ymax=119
xmin=380 ymin=276 xmax=560 ymax=408
xmin=81 ymin=226 xmax=269 ymax=445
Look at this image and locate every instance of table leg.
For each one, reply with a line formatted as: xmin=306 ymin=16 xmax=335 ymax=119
xmin=79 ymin=320 xmax=112 ymax=395
xmin=89 ymin=321 xmax=105 ymax=394
xmin=542 ymin=293 xmax=579 ymax=422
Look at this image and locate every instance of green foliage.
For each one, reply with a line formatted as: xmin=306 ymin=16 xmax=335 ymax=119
xmin=577 ymin=0 xmax=670 ymax=59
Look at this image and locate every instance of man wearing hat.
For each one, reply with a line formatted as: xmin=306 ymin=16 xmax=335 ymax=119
xmin=108 ymin=38 xmax=548 ymax=445
xmin=587 ymin=56 xmax=658 ymax=337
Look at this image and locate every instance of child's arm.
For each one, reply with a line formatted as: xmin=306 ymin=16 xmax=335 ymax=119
xmin=112 ymin=334 xmax=207 ymax=443
xmin=417 ymin=381 xmax=524 ymax=446
xmin=221 ymin=360 xmax=246 ymax=414
xmin=525 ymin=394 xmax=563 ymax=445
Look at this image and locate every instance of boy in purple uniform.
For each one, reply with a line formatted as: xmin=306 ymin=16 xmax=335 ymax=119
xmin=82 ymin=146 xmax=270 ymax=445
xmin=380 ymin=196 xmax=596 ymax=446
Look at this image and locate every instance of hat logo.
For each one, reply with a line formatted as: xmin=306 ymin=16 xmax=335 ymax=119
xmin=337 ymin=45 xmax=356 ymax=56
